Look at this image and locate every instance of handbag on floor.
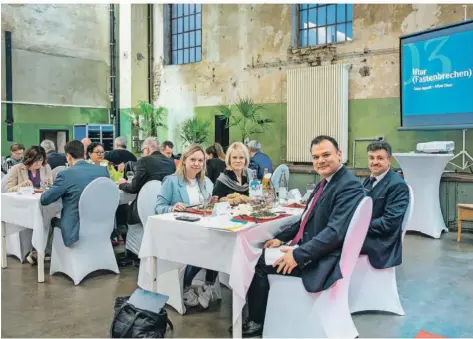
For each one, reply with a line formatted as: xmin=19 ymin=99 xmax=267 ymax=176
xmin=110 ymin=296 xmax=173 ymax=338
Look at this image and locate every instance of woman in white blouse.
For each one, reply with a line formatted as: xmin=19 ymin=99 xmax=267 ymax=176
xmin=155 ymin=144 xmax=217 ymax=311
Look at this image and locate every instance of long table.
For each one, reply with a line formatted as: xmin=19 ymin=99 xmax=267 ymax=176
xmin=136 ymin=208 xmax=303 ymax=338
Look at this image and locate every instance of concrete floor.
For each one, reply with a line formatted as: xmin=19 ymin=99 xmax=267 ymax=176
xmin=2 ymin=232 xmax=473 ymax=338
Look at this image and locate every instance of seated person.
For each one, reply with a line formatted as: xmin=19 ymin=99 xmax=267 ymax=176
xmin=39 ymin=141 xmax=109 ymax=259
xmin=118 ymin=137 xmax=176 ymax=225
xmin=2 ymin=143 xmax=25 ymax=174
xmin=247 ymin=140 xmax=273 ymax=180
xmin=87 ymin=142 xmax=124 ymax=182
xmin=240 ymin=136 xmax=365 ymax=336
xmin=104 ymin=136 xmax=137 ymax=170
xmin=205 ymin=144 xmax=226 ymax=184
xmin=360 ymin=140 xmax=410 ymax=269
xmin=6 ymin=146 xmax=52 ymax=193
xmin=212 ymin=142 xmax=250 ymax=199
xmin=155 ymin=144 xmax=215 ymax=311
xmin=41 ymin=139 xmax=67 ymax=170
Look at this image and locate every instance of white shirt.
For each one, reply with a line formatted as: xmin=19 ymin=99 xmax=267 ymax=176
xmin=186 ymin=179 xmax=201 ymax=206
xmin=370 ymin=168 xmax=390 ymax=188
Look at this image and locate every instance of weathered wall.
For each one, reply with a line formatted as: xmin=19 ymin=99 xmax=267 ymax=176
xmin=152 ymin=4 xmax=473 ymax=168
xmin=1 ymin=4 xmax=110 ymax=153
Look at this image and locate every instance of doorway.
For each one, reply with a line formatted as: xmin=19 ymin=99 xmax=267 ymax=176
xmin=214 ymin=116 xmax=229 ymax=152
xmin=39 ymin=129 xmax=69 ymax=153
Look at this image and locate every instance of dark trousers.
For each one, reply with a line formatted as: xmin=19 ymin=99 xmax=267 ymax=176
xmin=247 ymin=249 xmax=302 ymax=324
xmin=45 ymin=217 xmax=62 ymax=254
xmin=183 ymin=265 xmax=218 ymax=289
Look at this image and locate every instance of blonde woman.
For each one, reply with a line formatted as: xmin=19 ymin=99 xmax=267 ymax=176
xmin=155 ymin=144 xmax=216 ymax=311
xmin=212 ymin=141 xmax=250 ymax=198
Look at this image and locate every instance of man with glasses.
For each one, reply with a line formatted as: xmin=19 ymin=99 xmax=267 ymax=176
xmin=118 ymin=136 xmax=175 ymax=229
xmin=2 ymin=143 xmax=25 ymax=174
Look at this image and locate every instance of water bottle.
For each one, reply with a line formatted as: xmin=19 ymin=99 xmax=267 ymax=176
xmin=279 ymin=172 xmax=288 ymax=199
xmin=249 ymin=169 xmax=263 ymax=199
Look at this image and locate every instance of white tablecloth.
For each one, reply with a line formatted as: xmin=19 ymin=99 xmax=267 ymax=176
xmin=137 ymin=208 xmax=303 ymax=326
xmin=1 ymin=192 xmax=62 ymax=257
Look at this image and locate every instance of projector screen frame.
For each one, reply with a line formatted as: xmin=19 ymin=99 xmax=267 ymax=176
xmin=399 ymin=19 xmax=473 ymax=132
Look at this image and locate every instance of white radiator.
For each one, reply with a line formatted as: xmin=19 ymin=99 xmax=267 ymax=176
xmin=286 ymin=64 xmax=349 ymax=163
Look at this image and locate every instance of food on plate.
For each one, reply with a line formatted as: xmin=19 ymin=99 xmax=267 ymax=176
xmin=250 ymin=210 xmax=277 ymax=220
xmin=232 ymin=203 xmax=253 ymax=216
xmin=197 ymin=202 xmax=215 ymax=212
xmin=220 ymin=193 xmax=251 ymax=206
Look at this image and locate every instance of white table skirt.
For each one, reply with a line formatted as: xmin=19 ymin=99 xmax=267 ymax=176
xmin=1 ymin=192 xmax=62 ymax=257
xmin=137 ymin=208 xmax=302 ymax=328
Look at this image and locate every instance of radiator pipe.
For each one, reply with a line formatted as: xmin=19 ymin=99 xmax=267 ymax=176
xmin=352 ymin=136 xmax=384 ymax=168
xmin=148 ymin=4 xmax=154 ymax=104
xmin=109 ymin=4 xmax=119 ymax=134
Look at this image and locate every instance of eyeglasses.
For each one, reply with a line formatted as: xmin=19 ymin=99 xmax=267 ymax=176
xmin=93 ymin=151 xmax=104 ymax=155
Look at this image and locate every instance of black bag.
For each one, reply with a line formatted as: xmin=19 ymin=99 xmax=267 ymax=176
xmin=110 ymin=296 xmax=173 ymax=338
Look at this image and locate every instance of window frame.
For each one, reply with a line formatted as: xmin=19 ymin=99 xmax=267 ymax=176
xmin=296 ymin=4 xmax=353 ymax=48
xmin=168 ymin=4 xmax=202 ymax=65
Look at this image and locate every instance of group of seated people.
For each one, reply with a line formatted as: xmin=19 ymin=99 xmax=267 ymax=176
xmin=2 ymin=133 xmax=409 ymax=337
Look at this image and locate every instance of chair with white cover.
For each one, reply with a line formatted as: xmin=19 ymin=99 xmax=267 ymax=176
xmin=50 ymin=177 xmax=120 ymax=285
xmin=263 ymin=196 xmax=373 ymax=338
xmin=348 ymin=185 xmax=414 ymax=316
xmin=270 ymin=164 xmax=289 ymax=192
xmin=126 ymin=180 xmax=162 ymax=255
xmin=1 ymin=172 xmax=33 ymax=263
xmin=51 ymin=166 xmax=66 ymax=181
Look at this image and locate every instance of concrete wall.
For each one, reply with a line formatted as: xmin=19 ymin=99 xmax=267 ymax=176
xmin=151 ymin=4 xmax=473 ymax=168
xmin=1 ymin=4 xmax=111 ymax=154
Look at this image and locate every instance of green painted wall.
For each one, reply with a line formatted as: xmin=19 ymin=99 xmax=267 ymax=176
xmin=192 ymin=97 xmax=473 ymax=172
xmin=1 ymin=104 xmax=108 ymax=155
xmin=194 ymin=103 xmax=287 ymax=164
xmin=349 ymin=98 xmax=473 ymax=170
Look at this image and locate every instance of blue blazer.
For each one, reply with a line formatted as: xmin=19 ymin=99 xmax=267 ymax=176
xmin=360 ymin=169 xmax=410 ymax=269
xmin=40 ymin=160 xmax=109 ymax=247
xmin=155 ymin=174 xmax=213 ymax=215
xmin=249 ymin=151 xmax=273 ymax=179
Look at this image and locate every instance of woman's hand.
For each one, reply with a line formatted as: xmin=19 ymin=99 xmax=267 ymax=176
xmin=117 ymin=163 xmax=125 ymax=172
xmin=21 ymin=180 xmax=32 ymax=187
xmin=172 ymin=202 xmax=186 ymax=212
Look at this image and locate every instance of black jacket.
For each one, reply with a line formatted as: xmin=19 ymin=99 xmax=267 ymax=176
xmin=212 ymin=169 xmax=249 ymax=198
xmin=360 ymin=169 xmax=410 ymax=269
xmin=46 ymin=151 xmax=67 ymax=170
xmin=206 ymin=158 xmax=226 ymax=184
xmin=276 ymin=166 xmax=365 ymax=293
xmin=118 ymin=151 xmax=176 ymax=224
xmin=105 ymin=149 xmax=137 ymax=166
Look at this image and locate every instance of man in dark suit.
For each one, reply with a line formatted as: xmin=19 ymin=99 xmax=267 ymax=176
xmin=40 ymin=140 xmax=67 ymax=170
xmin=241 ymin=135 xmax=365 ymax=337
xmin=360 ymin=140 xmax=410 ymax=269
xmin=40 ymin=140 xmax=109 ymax=247
xmin=117 ymin=137 xmax=176 ymax=225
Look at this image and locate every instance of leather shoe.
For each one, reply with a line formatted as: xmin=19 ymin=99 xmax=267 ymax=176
xmin=228 ymin=318 xmax=263 ymax=338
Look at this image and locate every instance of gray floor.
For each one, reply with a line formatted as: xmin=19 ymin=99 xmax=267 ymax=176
xmin=2 ymin=232 xmax=473 ymax=338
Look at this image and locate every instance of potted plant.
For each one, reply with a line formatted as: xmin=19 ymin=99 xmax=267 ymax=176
xmin=215 ymin=97 xmax=274 ymax=143
xmin=180 ymin=117 xmax=211 ymax=146
xmin=127 ymin=101 xmax=168 ymax=137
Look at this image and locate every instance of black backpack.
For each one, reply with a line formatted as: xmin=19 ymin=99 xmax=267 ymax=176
xmin=110 ymin=296 xmax=173 ymax=338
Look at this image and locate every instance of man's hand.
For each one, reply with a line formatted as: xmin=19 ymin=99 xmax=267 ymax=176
xmin=172 ymin=202 xmax=186 ymax=212
xmin=117 ymin=178 xmax=127 ymax=185
xmin=117 ymin=163 xmax=125 ymax=172
xmin=273 ymin=247 xmax=298 ymax=275
xmin=264 ymin=238 xmax=282 ymax=248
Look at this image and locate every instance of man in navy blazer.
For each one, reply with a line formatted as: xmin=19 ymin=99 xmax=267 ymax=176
xmin=360 ymin=140 xmax=410 ymax=269
xmin=40 ymin=140 xmax=109 ymax=247
xmin=241 ymin=135 xmax=365 ymax=337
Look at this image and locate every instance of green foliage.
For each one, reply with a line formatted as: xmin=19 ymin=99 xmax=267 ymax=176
xmin=125 ymin=101 xmax=167 ymax=137
xmin=215 ymin=97 xmax=274 ymax=141
xmin=180 ymin=117 xmax=211 ymax=145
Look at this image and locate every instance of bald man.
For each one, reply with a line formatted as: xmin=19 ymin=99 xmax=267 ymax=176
xmin=81 ymin=138 xmax=91 ymax=157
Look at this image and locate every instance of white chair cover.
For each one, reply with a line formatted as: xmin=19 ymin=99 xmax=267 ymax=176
xmin=1 ymin=172 xmax=33 ymax=263
xmin=271 ymin=164 xmax=289 ymax=191
xmin=1 ymin=171 xmax=4 ymax=178
xmin=51 ymin=166 xmax=66 ymax=181
xmin=263 ymin=197 xmax=373 ymax=338
xmin=126 ymin=180 xmax=162 ymax=255
xmin=50 ymin=177 xmax=120 ymax=285
xmin=348 ymin=185 xmax=414 ymax=316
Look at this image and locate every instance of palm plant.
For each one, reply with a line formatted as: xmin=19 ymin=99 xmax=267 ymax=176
xmin=215 ymin=97 xmax=274 ymax=142
xmin=180 ymin=117 xmax=211 ymax=146
xmin=126 ymin=101 xmax=167 ymax=137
